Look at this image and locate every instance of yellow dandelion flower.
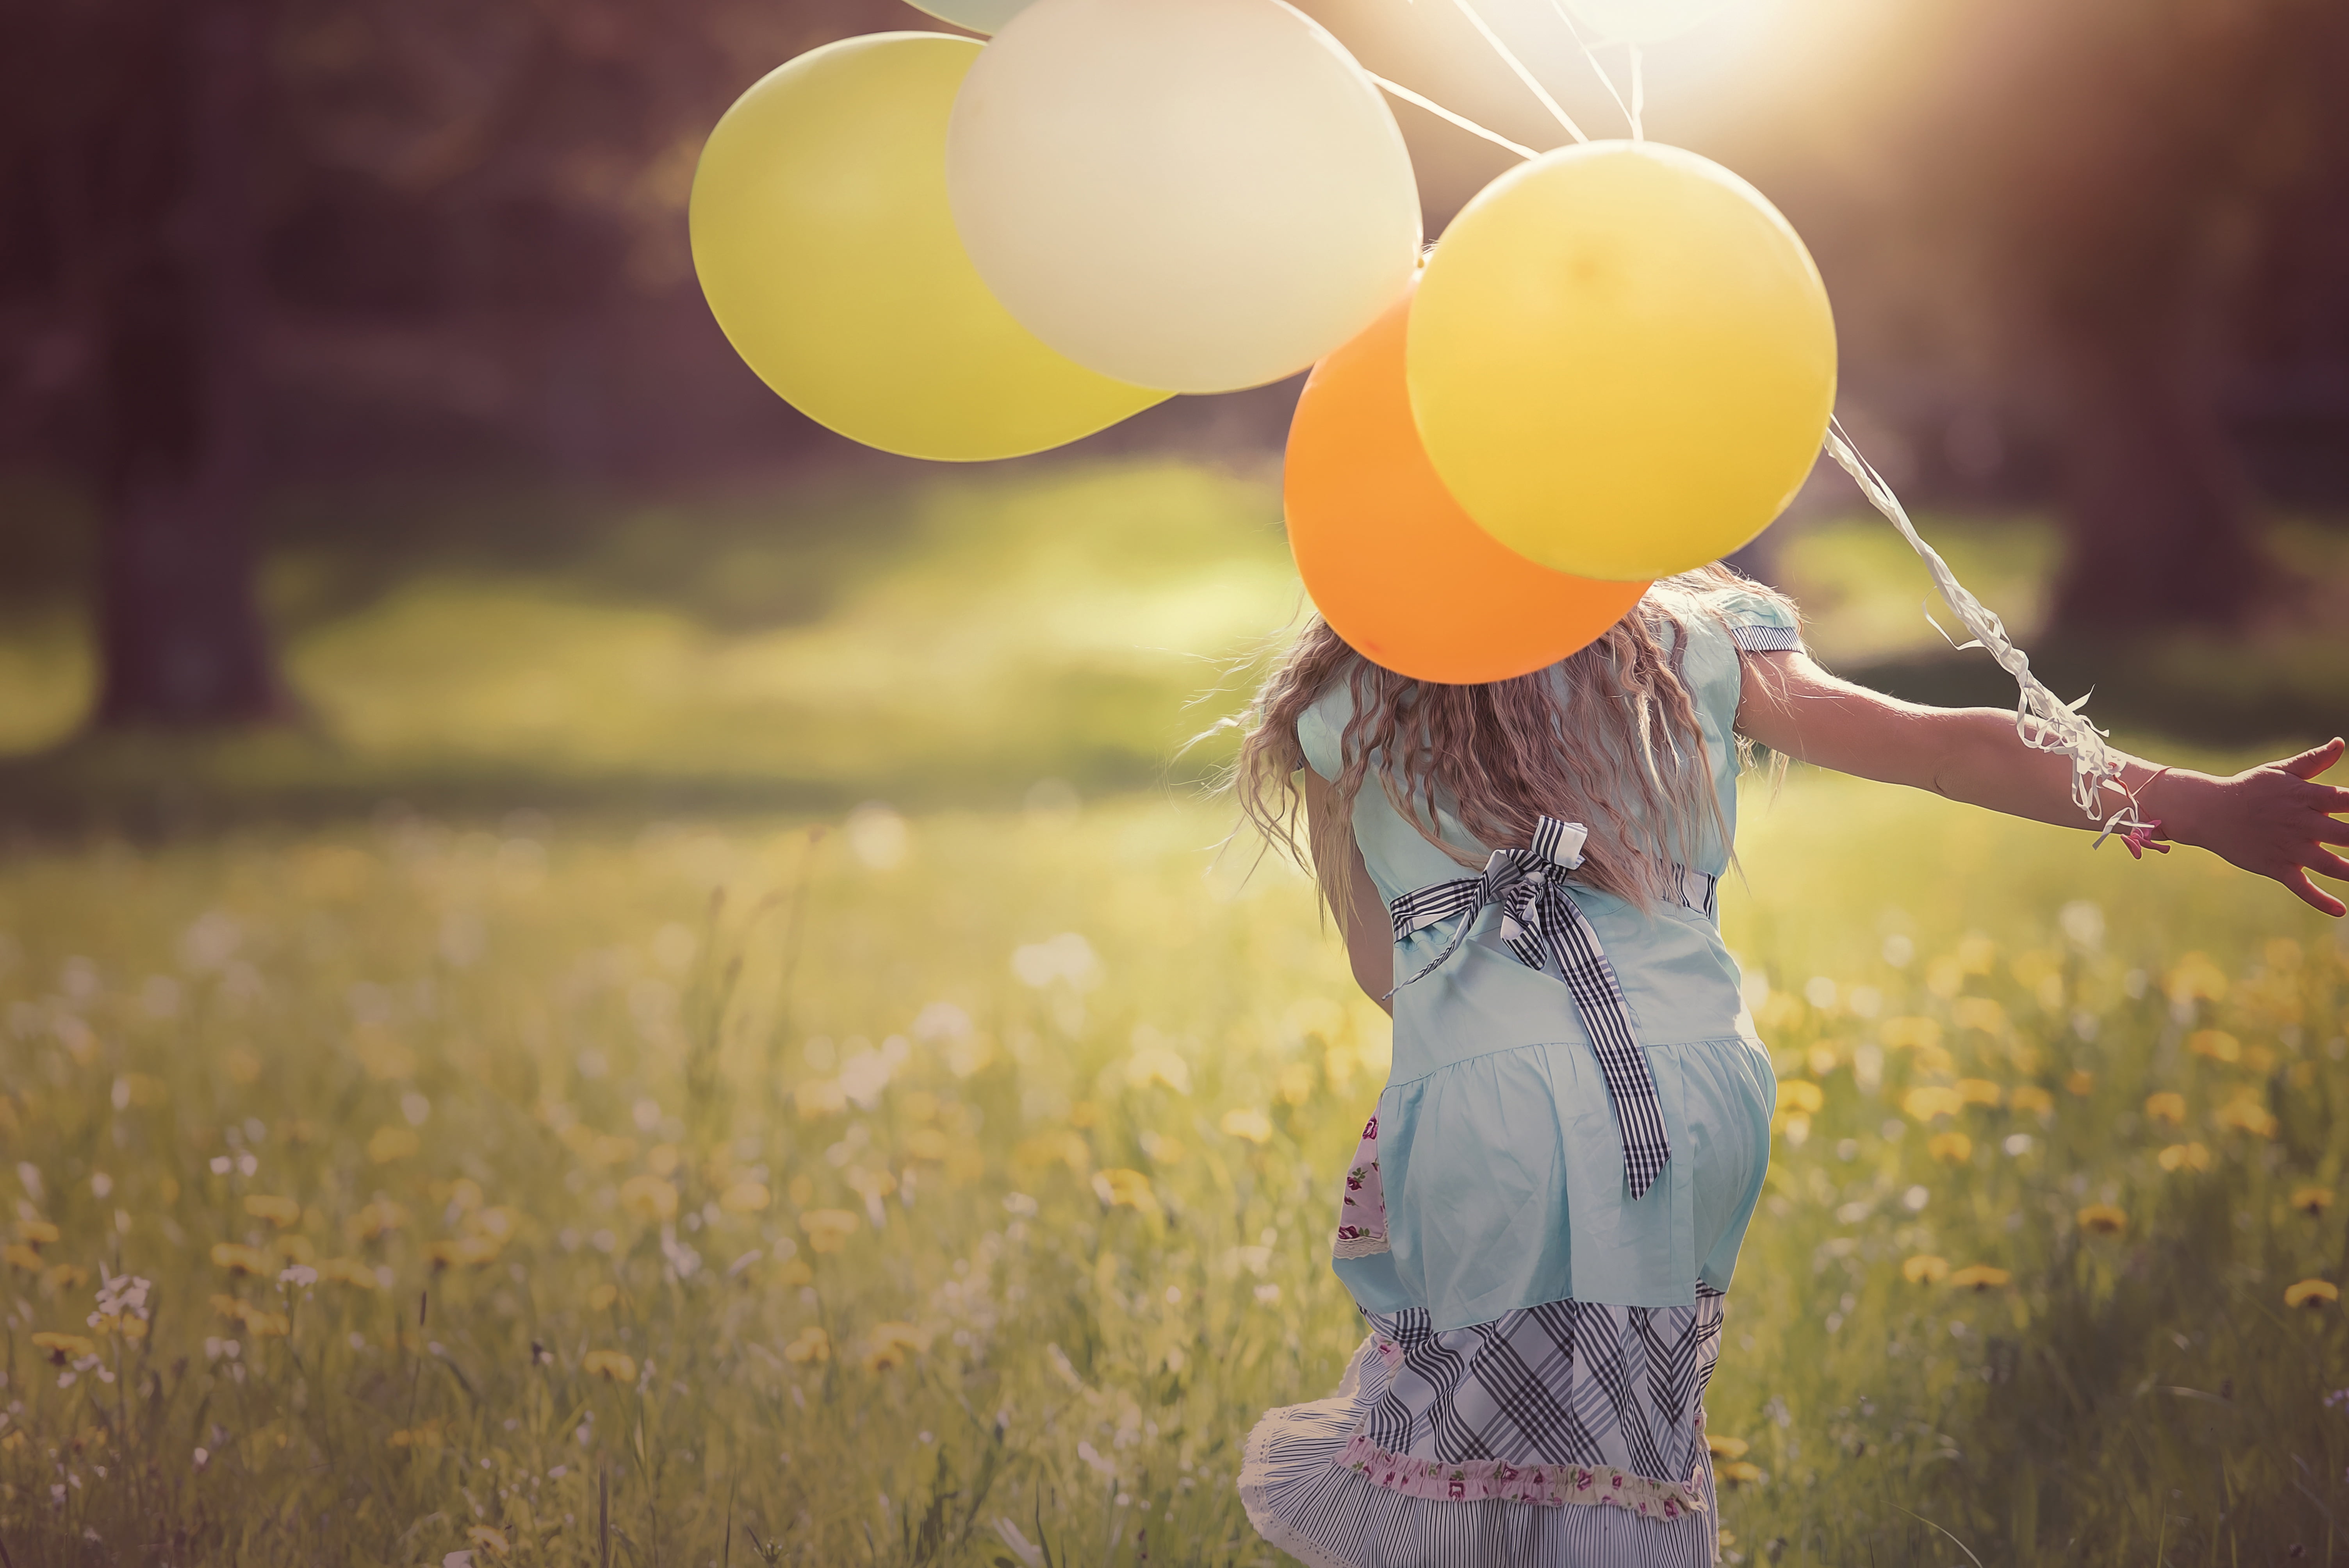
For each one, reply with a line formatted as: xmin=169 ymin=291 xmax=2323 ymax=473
xmin=2187 ymin=1030 xmax=2241 ymax=1064
xmin=1091 ymin=1168 xmax=1160 ymax=1217
xmin=2165 ymin=953 xmax=2229 ymax=1007
xmin=2286 ymin=1279 xmax=2339 ymax=1310
xmin=647 ymin=1144 xmax=681 ymax=1177
xmin=843 ymin=1167 xmax=896 ymax=1203
xmin=1717 ymin=1460 xmax=1765 ymax=1487
xmin=31 ymin=1331 xmax=95 ymax=1364
xmin=1901 ymin=1086 xmax=1964 ymax=1121
xmin=1902 ymin=1254 xmax=1950 ymax=1285
xmin=210 ymin=1242 xmax=273 ymax=1276
xmin=775 ymin=1256 xmax=814 ymax=1287
xmin=1011 ymin=1129 xmax=1091 ymax=1173
xmin=244 ymin=1309 xmax=291 ymax=1338
xmin=388 ymin=1421 xmax=442 ymax=1448
xmin=1927 ymin=1132 xmax=1973 ymax=1165
xmin=1219 ymin=1108 xmax=1274 ymax=1144
xmin=1879 ymin=1017 xmax=1943 ymax=1052
xmin=1706 ymin=1434 xmax=1750 ymax=1459
xmin=2144 ymin=1092 xmax=2187 ymax=1127
xmin=425 ymin=1236 xmax=502 ymax=1269
xmin=17 ymin=1219 xmax=60 ymax=1247
xmin=2291 ymin=1186 xmax=2335 ymax=1217
xmin=2158 ymin=1142 xmax=2212 ymax=1173
xmin=463 ymin=1206 xmax=524 ymax=1242
xmin=2076 ymin=1204 xmax=2128 ymax=1235
xmin=859 ymin=1322 xmax=928 ymax=1375
xmin=583 ymin=1349 xmax=636 ymax=1382
xmin=902 ymin=1128 xmax=952 ymax=1162
xmin=41 ymin=1262 xmax=89 ymax=1293
xmin=2214 ymin=1095 xmax=2279 ymax=1139
xmin=316 ymin=1258 xmax=383 ymax=1288
xmin=211 ymin=1293 xmax=248 ymax=1321
xmin=366 ymin=1127 xmax=420 ymax=1164
xmin=275 ymin=1235 xmax=316 ymax=1264
xmin=467 ymin=1525 xmax=511 ymax=1557
xmin=1955 ymin=1078 xmax=2002 ymax=1108
xmin=1948 ymin=1265 xmax=2012 ymax=1291
xmin=3 ymin=1242 xmax=43 ymax=1272
xmin=718 ymin=1181 xmax=772 ymax=1215
xmin=617 ymin=1174 xmax=679 ymax=1224
xmin=243 ymin=1195 xmax=301 ymax=1227
xmin=782 ymin=1325 xmax=831 ymax=1364
xmin=1775 ymin=1081 xmax=1824 ymax=1116
xmin=345 ymin=1201 xmax=408 ymax=1242
xmin=2009 ymin=1085 xmax=2055 ymax=1117
xmin=800 ymin=1209 xmax=861 ymax=1253
xmin=2064 ymin=1070 xmax=2096 ymax=1096
xmin=1952 ymin=998 xmax=2007 ymax=1035
xmin=587 ymin=1283 xmax=619 ymax=1312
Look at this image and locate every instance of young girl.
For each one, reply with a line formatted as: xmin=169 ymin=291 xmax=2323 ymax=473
xmin=1229 ymin=566 xmax=2348 ymax=1568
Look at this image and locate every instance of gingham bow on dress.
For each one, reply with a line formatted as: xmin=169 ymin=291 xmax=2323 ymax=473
xmin=1386 ymin=816 xmax=1676 ymax=1201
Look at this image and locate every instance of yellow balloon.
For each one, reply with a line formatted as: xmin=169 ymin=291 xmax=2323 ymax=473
xmin=689 ymin=33 xmax=1167 ymax=461
xmin=1408 ymin=141 xmax=1836 ymax=581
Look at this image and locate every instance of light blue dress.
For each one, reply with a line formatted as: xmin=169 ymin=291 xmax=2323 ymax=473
xmin=1241 ymin=584 xmax=1797 ymax=1568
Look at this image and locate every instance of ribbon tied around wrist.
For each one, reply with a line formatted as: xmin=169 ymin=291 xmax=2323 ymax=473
xmin=1386 ymin=816 xmax=1676 ymax=1201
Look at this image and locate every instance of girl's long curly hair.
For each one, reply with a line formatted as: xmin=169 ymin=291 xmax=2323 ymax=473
xmin=1232 ymin=565 xmax=1793 ymax=912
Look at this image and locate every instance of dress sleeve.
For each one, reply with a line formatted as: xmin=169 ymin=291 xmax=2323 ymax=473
xmin=1297 ymin=699 xmax=1344 ymax=782
xmin=1707 ymin=587 xmax=1804 ymax=654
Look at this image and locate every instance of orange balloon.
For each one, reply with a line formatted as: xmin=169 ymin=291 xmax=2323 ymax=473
xmin=1284 ymin=276 xmax=1650 ymax=684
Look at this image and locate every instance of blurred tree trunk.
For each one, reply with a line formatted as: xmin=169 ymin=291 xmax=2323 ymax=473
xmin=88 ymin=0 xmax=287 ymax=727
xmin=2048 ymin=335 xmax=2267 ymax=630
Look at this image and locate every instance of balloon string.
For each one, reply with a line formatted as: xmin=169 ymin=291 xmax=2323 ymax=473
xmin=1368 ymin=73 xmax=1538 ymax=159
xmin=1822 ymin=420 xmax=2151 ymax=836
xmin=1544 ymin=0 xmax=1640 ymax=141
xmin=1630 ymin=46 xmax=1644 ymax=140
xmin=1450 ymin=0 xmax=1590 ymax=144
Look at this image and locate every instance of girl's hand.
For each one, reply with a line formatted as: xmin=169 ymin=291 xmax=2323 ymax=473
xmin=2157 ymin=739 xmax=2349 ymax=917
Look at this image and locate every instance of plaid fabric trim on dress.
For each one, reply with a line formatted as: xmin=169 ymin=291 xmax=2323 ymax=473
xmin=1385 ymin=817 xmax=1710 ymax=1201
xmin=1356 ymin=1288 xmax=1725 ymax=1493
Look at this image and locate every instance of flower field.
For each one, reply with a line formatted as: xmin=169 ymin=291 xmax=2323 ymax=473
xmin=2 ymin=768 xmax=2346 ymax=1566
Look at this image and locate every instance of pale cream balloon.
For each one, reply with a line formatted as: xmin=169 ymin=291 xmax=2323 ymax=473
xmin=945 ymin=0 xmax=1423 ymax=394
xmin=1561 ymin=0 xmax=1733 ymax=45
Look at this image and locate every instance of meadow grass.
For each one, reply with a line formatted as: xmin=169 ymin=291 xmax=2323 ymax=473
xmin=2 ymin=772 xmax=2347 ymax=1566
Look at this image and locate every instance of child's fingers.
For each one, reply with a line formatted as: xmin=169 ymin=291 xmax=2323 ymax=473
xmin=2293 ymin=843 xmax=2349 ymax=882
xmin=2281 ymin=867 xmax=2349 ymax=918
xmin=2283 ymin=738 xmax=2347 ymax=780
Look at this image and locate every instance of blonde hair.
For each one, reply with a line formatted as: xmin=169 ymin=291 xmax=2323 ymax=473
xmin=1232 ymin=565 xmax=1794 ymax=911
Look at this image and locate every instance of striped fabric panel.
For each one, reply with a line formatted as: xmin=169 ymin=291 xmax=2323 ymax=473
xmin=1727 ymin=623 xmax=1801 ymax=652
xmin=1241 ymin=1337 xmax=1722 ymax=1568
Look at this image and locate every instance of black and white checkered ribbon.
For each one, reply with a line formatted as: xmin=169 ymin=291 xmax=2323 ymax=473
xmin=1385 ymin=817 xmax=1683 ymax=1201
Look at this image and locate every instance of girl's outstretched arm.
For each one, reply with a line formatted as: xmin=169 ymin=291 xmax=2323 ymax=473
xmin=1735 ymin=649 xmax=2349 ymax=916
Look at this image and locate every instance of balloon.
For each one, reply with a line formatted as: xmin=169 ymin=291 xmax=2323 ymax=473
xmin=1289 ymin=275 xmax=1649 ymax=684
xmin=903 ymin=0 xmax=1034 ymax=33
xmin=689 ymin=33 xmax=1167 ymax=462
xmin=945 ymin=0 xmax=1422 ymax=394
xmin=1408 ymin=141 xmax=1835 ymax=581
xmin=1560 ymin=0 xmax=1732 ymax=45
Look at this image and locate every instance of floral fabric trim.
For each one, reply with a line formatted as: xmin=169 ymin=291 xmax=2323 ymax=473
xmin=1338 ymin=1431 xmax=1708 ymax=1518
xmin=1331 ymin=1114 xmax=1387 ymax=1256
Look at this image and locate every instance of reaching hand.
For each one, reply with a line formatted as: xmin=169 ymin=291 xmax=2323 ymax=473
xmin=2161 ymin=738 xmax=2349 ymax=917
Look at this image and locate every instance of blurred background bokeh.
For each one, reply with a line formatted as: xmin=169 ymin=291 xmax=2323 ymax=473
xmin=1 ymin=0 xmax=2345 ymax=818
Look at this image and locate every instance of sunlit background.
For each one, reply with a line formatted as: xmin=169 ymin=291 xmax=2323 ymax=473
xmin=0 ymin=0 xmax=2345 ymax=1563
